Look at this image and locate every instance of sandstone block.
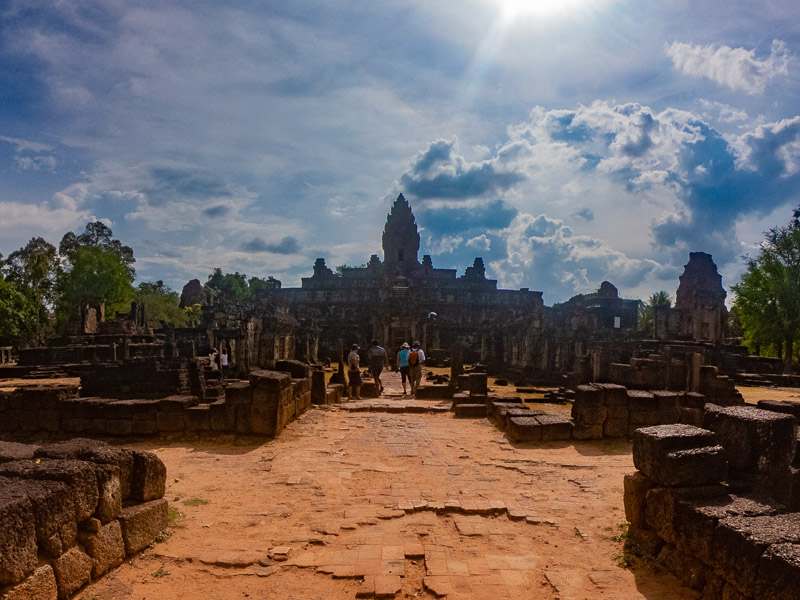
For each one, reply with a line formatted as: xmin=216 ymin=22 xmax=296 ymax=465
xmin=507 ymin=417 xmax=541 ymax=443
xmin=34 ymin=439 xmax=135 ymax=500
xmin=209 ymin=400 xmax=237 ymax=432
xmin=93 ymin=464 xmax=122 ymax=523
xmin=118 ymin=498 xmax=169 ymax=554
xmin=250 ymin=370 xmax=291 ymax=396
xmin=311 ymin=370 xmax=326 ymax=405
xmin=130 ymin=451 xmax=166 ymax=502
xmin=537 ymin=414 xmax=573 ymax=441
xmin=185 ymin=405 xmax=211 ymax=432
xmin=623 ymin=471 xmax=655 ymax=528
xmin=598 ymin=383 xmax=627 ymax=406
xmin=0 ymin=442 xmax=37 ymax=463
xmin=52 ymin=546 xmax=92 ymax=599
xmin=627 ymin=525 xmax=664 ymax=558
xmin=713 ymin=513 xmax=800 ymax=597
xmin=632 ymin=424 xmax=718 ymax=484
xmin=575 ymin=385 xmax=604 ymax=407
xmin=2 ymin=564 xmax=58 ymax=600
xmin=572 ymin=423 xmax=604 ymax=440
xmin=223 ymin=382 xmax=252 ymax=405
xmin=673 ymin=495 xmax=776 ymax=565
xmin=1 ymin=477 xmax=76 ymax=558
xmin=681 ymin=392 xmax=707 ymax=410
xmin=274 ymin=360 xmax=310 ymax=379
xmin=156 ymin=411 xmax=185 ymax=433
xmin=78 ymin=519 xmax=125 ymax=578
xmin=453 ymin=403 xmax=487 ymax=418
xmin=655 ymin=544 xmax=709 ymax=591
xmin=755 ymin=542 xmax=800 ymax=600
xmin=468 ymin=373 xmax=488 ymax=396
xmin=603 ymin=418 xmax=628 ymax=438
xmin=627 ymin=390 xmax=657 ymax=411
xmin=0 ymin=488 xmax=37 ymax=586
xmin=0 ymin=460 xmax=99 ymax=522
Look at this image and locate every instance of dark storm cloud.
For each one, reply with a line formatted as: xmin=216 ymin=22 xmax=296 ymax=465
xmin=417 ymin=200 xmax=518 ymax=236
xmin=203 ymin=204 xmax=230 ymax=218
xmin=241 ymin=236 xmax=301 ymax=254
xmin=143 ymin=167 xmax=233 ymax=206
xmin=400 ymin=139 xmax=525 ymax=200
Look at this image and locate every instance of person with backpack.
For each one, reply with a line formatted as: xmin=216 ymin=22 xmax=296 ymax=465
xmin=367 ymin=339 xmax=389 ymax=395
xmin=396 ymin=342 xmax=411 ymax=395
xmin=409 ymin=340 xmax=425 ymax=396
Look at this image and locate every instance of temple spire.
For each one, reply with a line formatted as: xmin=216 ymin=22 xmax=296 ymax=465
xmin=382 ymin=193 xmax=420 ymax=264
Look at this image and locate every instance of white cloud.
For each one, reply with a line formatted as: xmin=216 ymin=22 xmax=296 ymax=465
xmin=466 ymin=234 xmax=491 ymax=251
xmin=666 ymin=39 xmax=790 ymax=94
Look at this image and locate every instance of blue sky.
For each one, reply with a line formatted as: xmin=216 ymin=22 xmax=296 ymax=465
xmin=2 ymin=0 xmax=800 ymax=304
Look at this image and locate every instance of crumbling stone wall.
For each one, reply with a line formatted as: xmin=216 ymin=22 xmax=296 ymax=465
xmin=624 ymin=412 xmax=800 ymax=599
xmin=0 ymin=371 xmax=326 ymax=440
xmin=0 ymin=438 xmax=168 ymax=600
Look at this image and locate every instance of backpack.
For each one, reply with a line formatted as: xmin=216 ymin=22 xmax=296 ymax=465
xmin=408 ymin=349 xmax=419 ymax=365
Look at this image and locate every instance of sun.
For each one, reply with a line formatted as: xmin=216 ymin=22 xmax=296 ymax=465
xmin=490 ymin=0 xmax=599 ymax=20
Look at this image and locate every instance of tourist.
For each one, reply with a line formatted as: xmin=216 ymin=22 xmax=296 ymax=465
xmin=367 ymin=339 xmax=389 ymax=395
xmin=347 ymin=343 xmax=362 ymax=400
xmin=409 ymin=340 xmax=426 ymax=395
xmin=209 ymin=347 xmax=218 ymax=371
xmin=220 ymin=348 xmax=229 ymax=379
xmin=396 ymin=342 xmax=411 ymax=395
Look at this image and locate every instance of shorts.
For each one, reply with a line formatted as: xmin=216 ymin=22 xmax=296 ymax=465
xmin=370 ymin=359 xmax=384 ymax=377
xmin=348 ymin=370 xmax=363 ymax=387
xmin=399 ymin=366 xmax=410 ymax=383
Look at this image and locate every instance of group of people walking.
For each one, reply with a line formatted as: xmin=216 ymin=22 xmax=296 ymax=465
xmin=346 ymin=339 xmax=425 ymax=399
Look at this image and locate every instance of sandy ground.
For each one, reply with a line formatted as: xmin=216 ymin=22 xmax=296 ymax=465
xmin=71 ymin=370 xmax=704 ymax=600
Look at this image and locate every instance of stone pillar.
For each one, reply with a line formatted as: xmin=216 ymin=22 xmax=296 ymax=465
xmin=311 ymin=369 xmax=326 ymax=405
xmin=469 ymin=372 xmax=488 ymax=397
xmin=686 ymin=353 xmax=702 ymax=392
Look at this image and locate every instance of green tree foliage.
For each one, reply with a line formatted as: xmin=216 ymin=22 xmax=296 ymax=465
xmin=638 ymin=291 xmax=672 ymax=335
xmin=732 ymin=209 xmax=800 ymax=369
xmin=335 ymin=263 xmax=366 ymax=273
xmin=1 ymin=237 xmax=59 ymax=345
xmin=0 ymin=277 xmax=40 ymax=348
xmin=206 ymin=269 xmax=282 ymax=300
xmin=134 ymin=281 xmax=187 ymax=327
xmin=55 ymin=222 xmax=136 ymax=327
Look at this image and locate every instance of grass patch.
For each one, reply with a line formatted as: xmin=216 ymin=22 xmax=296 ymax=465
xmin=154 ymin=529 xmax=172 ymax=543
xmin=611 ymin=521 xmax=646 ymax=569
xmin=152 ymin=565 xmax=170 ymax=578
xmin=182 ymin=498 xmax=209 ymax=507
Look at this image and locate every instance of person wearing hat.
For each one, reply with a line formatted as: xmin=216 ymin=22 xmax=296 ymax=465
xmin=367 ymin=339 xmax=389 ymax=395
xmin=409 ymin=340 xmax=426 ymax=396
xmin=396 ymin=342 xmax=411 ymax=396
xmin=347 ymin=343 xmax=362 ymax=400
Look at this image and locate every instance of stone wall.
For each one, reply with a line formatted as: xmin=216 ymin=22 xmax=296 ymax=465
xmin=0 ymin=371 xmax=333 ymax=440
xmin=0 ymin=438 xmax=168 ymax=600
xmin=624 ymin=413 xmax=800 ymax=599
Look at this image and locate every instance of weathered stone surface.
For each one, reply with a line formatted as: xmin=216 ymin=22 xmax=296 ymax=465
xmin=52 ymin=546 xmax=92 ymax=600
xmin=275 ymin=360 xmax=311 ymax=379
xmin=2 ymin=564 xmax=58 ymax=600
xmin=704 ymin=404 xmax=796 ymax=503
xmin=209 ymin=400 xmax=237 ymax=432
xmin=468 ymin=373 xmax=488 ymax=396
xmin=627 ymin=390 xmax=657 ymax=411
xmin=672 ymin=494 xmax=777 ymax=565
xmin=632 ymin=424 xmax=718 ymax=485
xmin=506 ymin=417 xmax=541 ymax=443
xmin=603 ymin=418 xmax=628 ymax=438
xmin=627 ymin=525 xmax=664 ymax=558
xmin=250 ymin=370 xmax=291 ymax=396
xmin=644 ymin=486 xmax=726 ymax=545
xmin=598 ymin=383 xmax=627 ymax=406
xmin=185 ymin=405 xmax=211 ymax=432
xmin=0 ymin=486 xmax=37 ymax=586
xmin=623 ymin=471 xmax=655 ymax=528
xmin=537 ymin=414 xmax=573 ymax=441
xmin=572 ymin=423 xmax=604 ymax=440
xmin=118 ymin=498 xmax=169 ymax=554
xmin=0 ymin=460 xmax=99 ymax=522
xmin=78 ymin=519 xmax=126 ymax=578
xmin=0 ymin=442 xmax=38 ymax=463
xmin=311 ymin=370 xmax=326 ymax=405
xmin=755 ymin=542 xmax=800 ymax=600
xmin=130 ymin=451 xmax=166 ymax=502
xmin=92 ymin=464 xmax=122 ymax=523
xmin=34 ymin=438 xmax=135 ymax=500
xmin=575 ymin=385 xmax=604 ymax=407
xmin=656 ymin=544 xmax=709 ymax=591
xmin=453 ymin=403 xmax=487 ymax=418
xmin=714 ymin=513 xmax=800 ymax=597
xmin=0 ymin=477 xmax=76 ymax=558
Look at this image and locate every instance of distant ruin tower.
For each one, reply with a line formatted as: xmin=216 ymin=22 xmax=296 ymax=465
xmin=382 ymin=194 xmax=420 ymax=265
xmin=674 ymin=252 xmax=728 ymax=343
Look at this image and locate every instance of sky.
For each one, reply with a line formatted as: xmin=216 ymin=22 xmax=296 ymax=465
xmin=2 ymin=0 xmax=800 ymax=304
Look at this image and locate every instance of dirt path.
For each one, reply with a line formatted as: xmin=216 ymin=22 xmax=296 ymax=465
xmin=73 ymin=370 xmax=698 ymax=600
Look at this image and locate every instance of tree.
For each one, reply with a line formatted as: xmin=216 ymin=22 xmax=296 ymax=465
xmin=55 ymin=222 xmax=136 ymax=328
xmin=638 ymin=291 xmax=672 ymax=336
xmin=0 ymin=278 xmax=40 ymax=348
xmin=134 ymin=281 xmax=187 ymax=327
xmin=1 ymin=237 xmax=58 ymax=344
xmin=205 ymin=269 xmax=282 ymax=300
xmin=248 ymin=275 xmax=282 ymax=294
xmin=732 ymin=208 xmax=800 ymax=370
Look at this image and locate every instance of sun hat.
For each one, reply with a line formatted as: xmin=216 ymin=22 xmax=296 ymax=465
xmin=401 ymin=342 xmax=410 ymax=349
xmin=351 ymin=343 xmax=360 ymax=350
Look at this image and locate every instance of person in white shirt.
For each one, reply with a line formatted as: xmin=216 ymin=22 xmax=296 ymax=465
xmin=408 ymin=340 xmax=426 ymax=395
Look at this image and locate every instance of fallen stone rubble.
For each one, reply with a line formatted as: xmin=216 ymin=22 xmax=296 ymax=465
xmin=0 ymin=438 xmax=168 ymax=600
xmin=624 ymin=405 xmax=800 ymax=600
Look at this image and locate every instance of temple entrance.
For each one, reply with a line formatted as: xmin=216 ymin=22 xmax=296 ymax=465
xmin=390 ymin=327 xmax=410 ymax=353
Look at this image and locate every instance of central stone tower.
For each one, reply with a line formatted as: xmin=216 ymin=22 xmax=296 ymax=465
xmin=382 ymin=193 xmax=420 ymax=265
